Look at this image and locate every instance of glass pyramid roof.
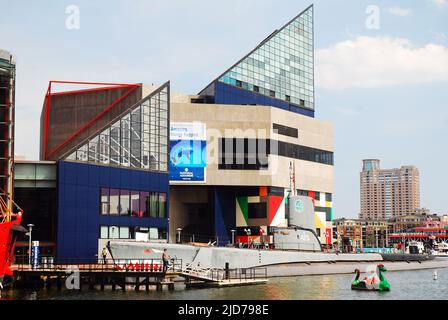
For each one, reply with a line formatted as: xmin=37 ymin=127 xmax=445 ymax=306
xmin=216 ymin=5 xmax=314 ymax=110
xmin=65 ymin=83 xmax=169 ymax=172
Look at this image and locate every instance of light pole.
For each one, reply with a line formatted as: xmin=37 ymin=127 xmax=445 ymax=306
xmin=111 ymin=226 xmax=116 ymax=240
xmin=26 ymin=224 xmax=34 ymax=267
xmin=244 ymin=228 xmax=251 ymax=248
xmin=230 ymin=229 xmax=236 ymax=245
xmin=375 ymin=227 xmax=379 ymax=248
xmin=176 ymin=228 xmax=182 ymax=244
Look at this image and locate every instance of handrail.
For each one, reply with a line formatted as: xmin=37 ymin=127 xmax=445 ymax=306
xmin=181 ymin=264 xmax=268 ymax=283
xmin=13 ymin=256 xmax=183 ymax=273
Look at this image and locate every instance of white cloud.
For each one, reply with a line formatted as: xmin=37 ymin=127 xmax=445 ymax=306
xmin=429 ymin=0 xmax=447 ymax=7
xmin=316 ymin=36 xmax=448 ymax=90
xmin=433 ymin=32 xmax=447 ymax=42
xmin=388 ymin=6 xmax=412 ymax=16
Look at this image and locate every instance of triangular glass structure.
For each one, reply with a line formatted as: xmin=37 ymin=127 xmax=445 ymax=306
xmin=212 ymin=5 xmax=314 ymax=110
xmin=65 ymin=82 xmax=169 ymax=172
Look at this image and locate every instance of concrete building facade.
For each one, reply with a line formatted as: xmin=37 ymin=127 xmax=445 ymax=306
xmin=168 ymin=5 xmax=334 ymax=247
xmin=360 ymin=159 xmax=420 ymax=220
xmin=169 ymin=98 xmax=334 ymax=246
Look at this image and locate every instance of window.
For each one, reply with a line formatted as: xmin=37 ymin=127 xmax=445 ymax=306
xmin=218 ymin=138 xmax=333 ymax=170
xmin=119 ymin=227 xmax=130 ymax=239
xmin=100 ymin=226 xmax=108 ymax=239
xmin=269 ymin=90 xmax=275 ymax=98
xmin=253 ymin=85 xmax=259 ymax=93
xmin=109 ymin=189 xmax=120 ymax=215
xmin=140 ymin=191 xmax=149 ymax=217
xmin=285 ymin=95 xmax=291 ymax=102
xmin=218 ymin=138 xmax=269 ymax=170
xmin=100 ymin=188 xmax=167 ymax=219
xmin=120 ymin=189 xmax=130 ymax=216
xmin=130 ymin=191 xmax=140 ymax=217
xmin=109 ymin=226 xmax=119 ymax=239
xmin=101 ymin=188 xmax=109 ymax=215
xmin=273 ymin=123 xmax=298 ymax=138
xmin=158 ymin=193 xmax=167 ymax=218
xmin=248 ymin=202 xmax=267 ymax=219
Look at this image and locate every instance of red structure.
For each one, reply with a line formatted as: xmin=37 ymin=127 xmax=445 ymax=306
xmin=41 ymin=81 xmax=141 ymax=160
xmin=1 ymin=50 xmax=24 ymax=288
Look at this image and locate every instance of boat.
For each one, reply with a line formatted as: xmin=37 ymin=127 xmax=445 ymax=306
xmin=405 ymin=241 xmax=425 ymax=254
xmin=351 ymin=264 xmax=390 ymax=291
xmin=430 ymin=242 xmax=448 ymax=257
xmin=107 ymin=196 xmax=385 ymax=270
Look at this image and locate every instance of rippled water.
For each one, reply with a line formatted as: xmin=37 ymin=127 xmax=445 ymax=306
xmin=2 ymin=267 xmax=447 ymax=300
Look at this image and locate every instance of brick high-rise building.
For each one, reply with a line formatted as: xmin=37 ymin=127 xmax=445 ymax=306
xmin=360 ymin=159 xmax=420 ymax=220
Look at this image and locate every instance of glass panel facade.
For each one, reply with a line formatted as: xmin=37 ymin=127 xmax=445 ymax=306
xmin=99 ymin=226 xmax=167 ymax=240
xmin=66 ymin=84 xmax=169 ymax=172
xmin=218 ymin=6 xmax=314 ymax=110
xmin=218 ymin=138 xmax=333 ymax=170
xmin=100 ymin=187 xmax=167 ymax=219
xmin=109 ymin=189 xmax=119 ymax=215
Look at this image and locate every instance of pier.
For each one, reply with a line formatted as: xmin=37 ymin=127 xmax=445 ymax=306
xmin=11 ymin=258 xmax=268 ymax=291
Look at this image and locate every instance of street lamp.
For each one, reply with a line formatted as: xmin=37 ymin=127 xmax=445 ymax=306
xmin=111 ymin=226 xmax=116 ymax=240
xmin=244 ymin=228 xmax=251 ymax=248
xmin=26 ymin=224 xmax=34 ymax=267
xmin=375 ymin=227 xmax=379 ymax=248
xmin=176 ymin=228 xmax=182 ymax=244
xmin=230 ymin=230 xmax=236 ymax=245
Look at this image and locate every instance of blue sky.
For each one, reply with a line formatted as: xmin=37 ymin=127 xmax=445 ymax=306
xmin=1 ymin=0 xmax=447 ymax=218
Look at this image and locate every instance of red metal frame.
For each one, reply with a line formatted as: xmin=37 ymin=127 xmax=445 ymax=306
xmin=43 ymin=81 xmax=141 ymax=160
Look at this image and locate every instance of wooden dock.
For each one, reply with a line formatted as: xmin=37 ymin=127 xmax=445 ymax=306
xmin=12 ymin=259 xmax=182 ymax=292
xmin=12 ymin=258 xmax=269 ymax=291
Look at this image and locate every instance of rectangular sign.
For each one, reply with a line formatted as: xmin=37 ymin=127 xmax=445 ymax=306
xmin=170 ymin=122 xmax=206 ymax=183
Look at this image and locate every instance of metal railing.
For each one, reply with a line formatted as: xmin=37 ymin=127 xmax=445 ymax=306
xmin=13 ymin=255 xmax=183 ymax=273
xmin=181 ymin=262 xmax=267 ymax=283
xmin=208 ymin=267 xmax=268 ymax=283
xmin=272 ymin=241 xmax=321 ymax=252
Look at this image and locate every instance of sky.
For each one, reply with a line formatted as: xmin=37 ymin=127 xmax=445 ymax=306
xmin=0 ymin=0 xmax=447 ymax=218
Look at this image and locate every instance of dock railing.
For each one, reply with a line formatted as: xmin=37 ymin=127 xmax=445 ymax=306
xmin=273 ymin=242 xmax=321 ymax=252
xmin=13 ymin=255 xmax=183 ymax=273
xmin=208 ymin=267 xmax=268 ymax=283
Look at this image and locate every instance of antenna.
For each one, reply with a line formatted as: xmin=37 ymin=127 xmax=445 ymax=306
xmin=289 ymin=161 xmax=296 ymax=197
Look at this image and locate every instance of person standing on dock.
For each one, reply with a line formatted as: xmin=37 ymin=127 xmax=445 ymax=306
xmin=162 ymin=249 xmax=170 ymax=273
xmin=101 ymin=247 xmax=108 ymax=265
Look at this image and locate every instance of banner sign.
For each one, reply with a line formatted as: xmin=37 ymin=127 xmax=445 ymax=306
xmin=170 ymin=122 xmax=206 ymax=183
xmin=32 ymin=240 xmax=40 ymax=269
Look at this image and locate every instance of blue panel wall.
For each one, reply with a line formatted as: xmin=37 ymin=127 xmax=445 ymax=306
xmin=213 ymin=187 xmax=234 ymax=246
xmin=213 ymin=81 xmax=315 ymax=118
xmin=57 ymin=161 xmax=170 ymax=259
xmin=213 ymin=186 xmax=259 ymax=247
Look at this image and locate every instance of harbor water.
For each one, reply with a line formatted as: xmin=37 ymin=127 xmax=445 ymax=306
xmin=1 ymin=266 xmax=447 ymax=300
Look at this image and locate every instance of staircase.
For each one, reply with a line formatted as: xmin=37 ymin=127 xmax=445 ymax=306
xmin=181 ymin=263 xmax=221 ymax=282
